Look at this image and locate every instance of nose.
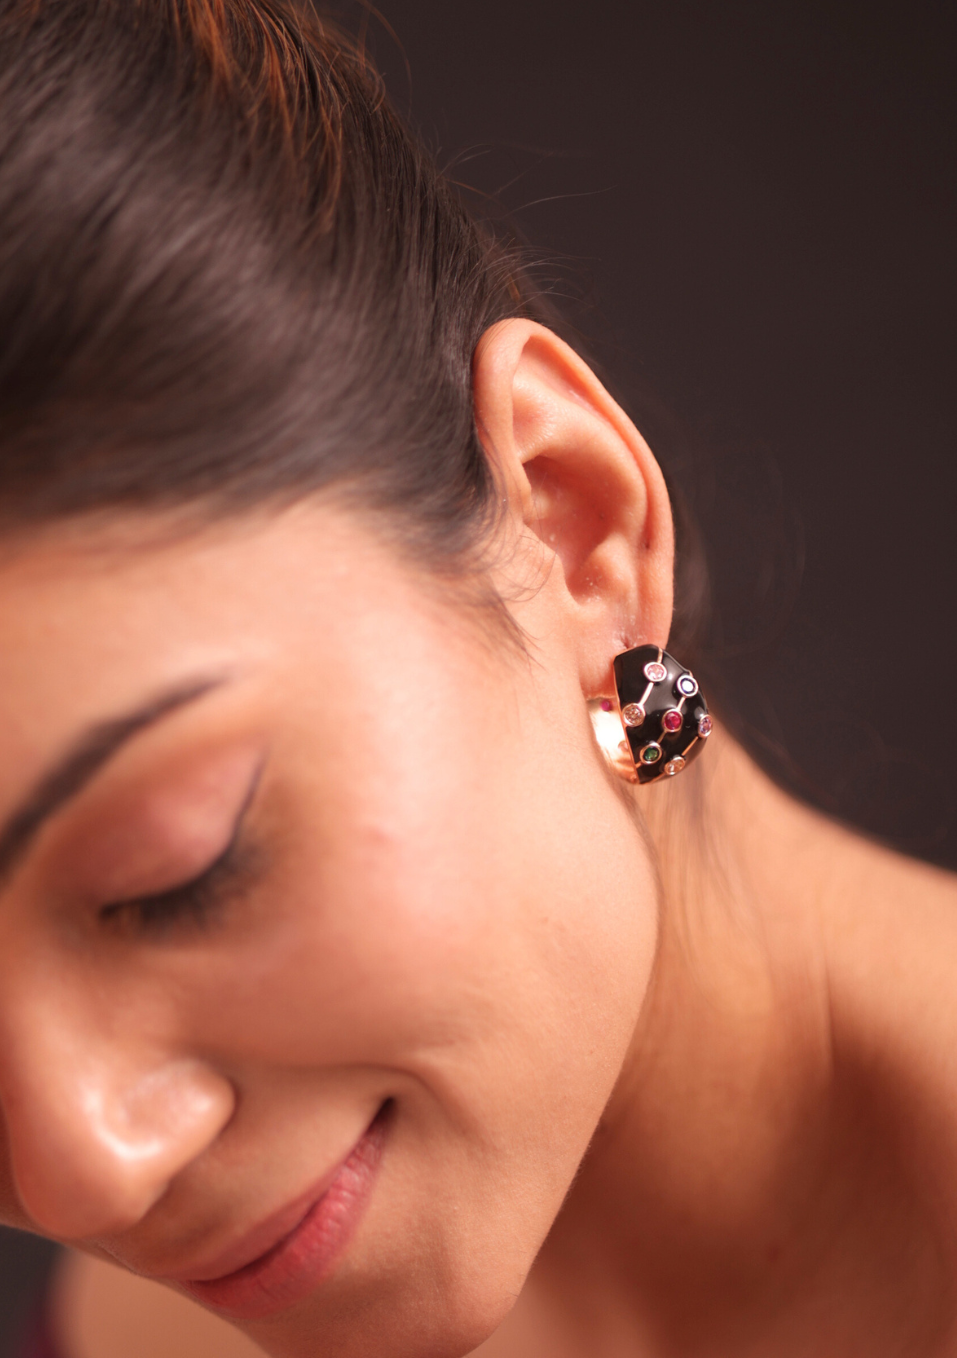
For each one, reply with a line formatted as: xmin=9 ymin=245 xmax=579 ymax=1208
xmin=0 ymin=998 xmax=235 ymax=1240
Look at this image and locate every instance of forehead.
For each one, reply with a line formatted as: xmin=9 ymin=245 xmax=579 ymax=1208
xmin=0 ymin=504 xmax=436 ymax=659
xmin=0 ymin=505 xmax=499 ymax=803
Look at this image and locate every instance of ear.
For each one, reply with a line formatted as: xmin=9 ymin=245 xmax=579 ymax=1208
xmin=472 ymin=319 xmax=674 ymax=697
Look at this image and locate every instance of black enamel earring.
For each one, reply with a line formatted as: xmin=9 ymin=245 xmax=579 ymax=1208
xmin=611 ymin=644 xmax=712 ymax=783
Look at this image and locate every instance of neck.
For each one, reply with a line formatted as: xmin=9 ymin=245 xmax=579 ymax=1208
xmin=484 ymin=727 xmax=957 ymax=1356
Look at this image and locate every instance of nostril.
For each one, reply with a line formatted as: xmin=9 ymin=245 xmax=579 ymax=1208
xmin=15 ymin=1165 xmax=167 ymax=1241
xmin=5 ymin=1059 xmax=235 ymax=1241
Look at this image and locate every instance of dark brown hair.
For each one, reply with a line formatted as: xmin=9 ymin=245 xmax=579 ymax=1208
xmin=0 ymin=0 xmax=712 ymax=668
xmin=0 ymin=0 xmax=549 ymax=564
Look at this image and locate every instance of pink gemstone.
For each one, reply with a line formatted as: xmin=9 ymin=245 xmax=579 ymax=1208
xmin=698 ymin=714 xmax=713 ymax=738
xmin=622 ymin=703 xmax=645 ymax=727
xmin=662 ymin=709 xmax=683 ymax=732
xmin=643 ymin=661 xmax=667 ymax=683
xmin=601 ymin=699 xmax=613 ymax=712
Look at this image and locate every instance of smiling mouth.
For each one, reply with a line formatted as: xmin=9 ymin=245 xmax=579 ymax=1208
xmin=172 ymin=1103 xmax=391 ymax=1321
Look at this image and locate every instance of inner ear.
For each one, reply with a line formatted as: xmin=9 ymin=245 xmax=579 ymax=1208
xmin=523 ymin=449 xmax=632 ymax=606
xmin=508 ymin=331 xmax=657 ymax=620
xmin=473 ymin=319 xmax=674 ymax=684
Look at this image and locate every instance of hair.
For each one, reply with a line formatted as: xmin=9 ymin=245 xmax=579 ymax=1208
xmin=0 ymin=0 xmax=708 ymax=656
xmin=0 ymin=0 xmax=549 ymax=558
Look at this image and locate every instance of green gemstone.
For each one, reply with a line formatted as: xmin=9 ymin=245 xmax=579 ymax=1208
xmin=641 ymin=744 xmax=662 ymax=763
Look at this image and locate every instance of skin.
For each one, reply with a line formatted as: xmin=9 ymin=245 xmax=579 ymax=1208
xmin=1 ymin=322 xmax=956 ymax=1358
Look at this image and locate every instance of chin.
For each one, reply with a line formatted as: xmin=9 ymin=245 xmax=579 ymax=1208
xmin=242 ymin=1249 xmax=524 ymax=1358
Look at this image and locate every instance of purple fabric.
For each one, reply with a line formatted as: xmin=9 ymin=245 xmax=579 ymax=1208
xmin=15 ymin=1307 xmax=65 ymax=1358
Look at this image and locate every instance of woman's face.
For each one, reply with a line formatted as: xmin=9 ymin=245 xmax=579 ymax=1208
xmin=0 ymin=504 xmax=657 ymax=1357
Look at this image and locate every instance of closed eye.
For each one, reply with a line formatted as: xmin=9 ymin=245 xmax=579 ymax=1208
xmin=98 ymin=762 xmax=264 ymax=936
xmin=98 ymin=830 xmax=261 ymax=934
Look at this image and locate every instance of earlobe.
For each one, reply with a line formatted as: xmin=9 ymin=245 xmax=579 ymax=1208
xmin=473 ymin=320 xmax=674 ymax=694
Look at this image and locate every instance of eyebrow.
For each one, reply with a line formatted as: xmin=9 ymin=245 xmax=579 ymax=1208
xmin=0 ymin=675 xmax=225 ymax=884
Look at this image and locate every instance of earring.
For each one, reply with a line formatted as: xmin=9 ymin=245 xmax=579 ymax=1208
xmin=610 ymin=644 xmax=712 ymax=783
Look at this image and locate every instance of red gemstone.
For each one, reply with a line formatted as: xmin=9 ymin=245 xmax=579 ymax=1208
xmin=662 ymin=709 xmax=683 ymax=732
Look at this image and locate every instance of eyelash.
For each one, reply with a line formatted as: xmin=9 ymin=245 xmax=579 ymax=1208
xmin=98 ymin=833 xmax=253 ymax=935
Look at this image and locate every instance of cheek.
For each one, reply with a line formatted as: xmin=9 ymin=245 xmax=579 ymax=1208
xmin=247 ymin=731 xmax=654 ymax=1188
xmin=264 ymin=780 xmax=655 ymax=1356
xmin=238 ymin=652 xmax=657 ymax=1095
xmin=188 ymin=658 xmax=657 ymax=1351
xmin=273 ymin=591 xmax=656 ymax=1120
xmin=273 ymin=731 xmax=656 ymax=1098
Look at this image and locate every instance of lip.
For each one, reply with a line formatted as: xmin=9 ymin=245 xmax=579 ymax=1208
xmin=171 ymin=1106 xmax=389 ymax=1320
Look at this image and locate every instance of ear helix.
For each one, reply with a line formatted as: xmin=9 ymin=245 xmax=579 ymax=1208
xmin=590 ymin=645 xmax=712 ymax=784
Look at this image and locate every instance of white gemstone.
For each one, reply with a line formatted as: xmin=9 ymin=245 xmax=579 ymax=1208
xmin=664 ymin=757 xmax=686 ymax=776
xmin=643 ymin=661 xmax=667 ymax=683
xmin=622 ymin=702 xmax=645 ymax=726
xmin=676 ymin=674 xmax=698 ymax=697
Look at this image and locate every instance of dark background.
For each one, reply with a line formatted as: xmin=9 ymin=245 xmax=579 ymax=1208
xmin=1 ymin=0 xmax=955 ymax=1349
xmin=362 ymin=0 xmax=957 ymax=865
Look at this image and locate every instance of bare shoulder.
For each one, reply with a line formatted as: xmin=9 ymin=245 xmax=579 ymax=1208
xmin=825 ymin=830 xmax=957 ymax=994
xmin=823 ymin=826 xmax=957 ymax=1120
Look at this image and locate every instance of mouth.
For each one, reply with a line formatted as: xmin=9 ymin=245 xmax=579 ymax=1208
xmin=171 ymin=1103 xmax=390 ymax=1320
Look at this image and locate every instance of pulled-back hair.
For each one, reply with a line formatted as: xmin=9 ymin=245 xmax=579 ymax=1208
xmin=0 ymin=0 xmax=545 ymax=563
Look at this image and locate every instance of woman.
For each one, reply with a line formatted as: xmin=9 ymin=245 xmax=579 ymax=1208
xmin=1 ymin=2 xmax=956 ymax=1356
